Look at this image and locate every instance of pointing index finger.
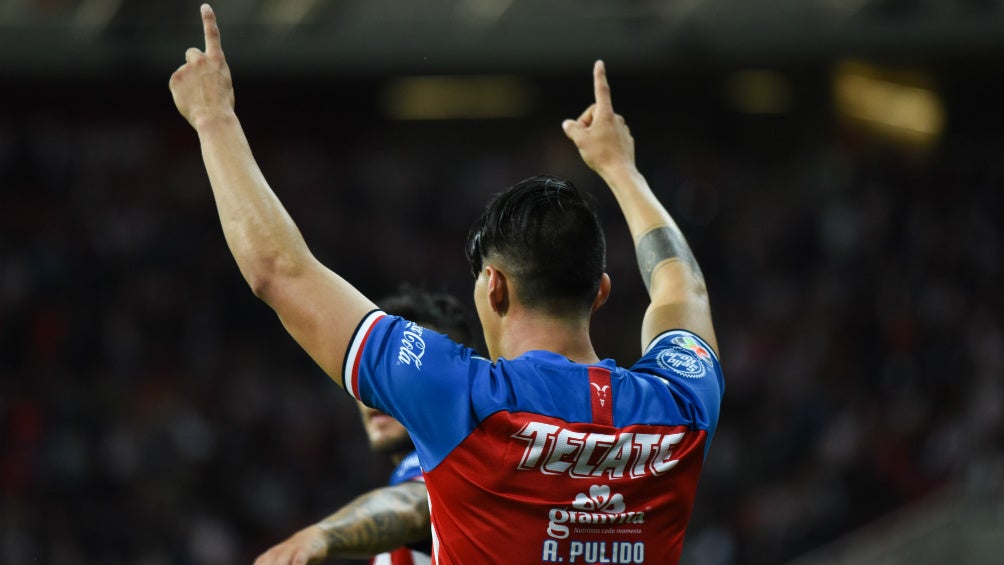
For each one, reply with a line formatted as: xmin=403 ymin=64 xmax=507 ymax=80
xmin=202 ymin=4 xmax=223 ymax=56
xmin=593 ymin=60 xmax=613 ymax=114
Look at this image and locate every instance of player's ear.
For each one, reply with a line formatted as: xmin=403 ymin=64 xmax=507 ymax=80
xmin=591 ymin=273 xmax=611 ymax=314
xmin=485 ymin=265 xmax=510 ymax=316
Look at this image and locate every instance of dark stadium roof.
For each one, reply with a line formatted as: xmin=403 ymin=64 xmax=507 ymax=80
xmin=1 ymin=0 xmax=1003 ymax=77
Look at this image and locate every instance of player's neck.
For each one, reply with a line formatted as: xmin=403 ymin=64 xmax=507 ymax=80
xmin=497 ymin=311 xmax=598 ymax=364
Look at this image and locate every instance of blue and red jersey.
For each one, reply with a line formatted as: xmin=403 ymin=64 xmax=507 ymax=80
xmin=371 ymin=450 xmax=431 ymax=565
xmin=345 ymin=311 xmax=724 ymax=564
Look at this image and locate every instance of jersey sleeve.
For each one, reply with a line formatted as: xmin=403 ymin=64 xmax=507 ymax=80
xmin=343 ymin=311 xmax=486 ymax=471
xmin=632 ymin=329 xmax=725 ymax=456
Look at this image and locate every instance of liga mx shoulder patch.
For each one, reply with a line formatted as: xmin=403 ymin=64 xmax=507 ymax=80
xmin=655 ymin=334 xmax=714 ymax=379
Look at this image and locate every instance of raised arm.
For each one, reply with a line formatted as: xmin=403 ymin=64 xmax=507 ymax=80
xmin=254 ymin=481 xmax=430 ymax=564
xmin=562 ymin=61 xmax=717 ymax=354
xmin=168 ymin=4 xmax=375 ymax=385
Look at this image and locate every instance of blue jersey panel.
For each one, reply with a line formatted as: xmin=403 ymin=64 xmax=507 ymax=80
xmin=349 ymin=314 xmax=492 ymax=472
xmin=348 ymin=314 xmax=724 ymax=470
xmin=388 ymin=451 xmax=423 ymax=486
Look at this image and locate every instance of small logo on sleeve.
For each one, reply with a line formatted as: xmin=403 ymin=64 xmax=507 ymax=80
xmin=656 ymin=349 xmax=706 ymax=378
xmin=397 ymin=322 xmax=427 ymax=369
xmin=671 ymin=335 xmax=713 ymax=366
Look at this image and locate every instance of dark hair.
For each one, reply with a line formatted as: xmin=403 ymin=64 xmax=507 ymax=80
xmin=379 ymin=284 xmax=474 ymax=345
xmin=465 ymin=175 xmax=606 ymax=316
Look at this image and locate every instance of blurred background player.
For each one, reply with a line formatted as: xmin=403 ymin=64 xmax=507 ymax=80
xmin=255 ymin=287 xmax=474 ymax=565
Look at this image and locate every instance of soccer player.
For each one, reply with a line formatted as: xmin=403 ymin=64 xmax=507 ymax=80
xmin=254 ymin=288 xmax=473 ymax=565
xmin=170 ymin=5 xmax=723 ymax=564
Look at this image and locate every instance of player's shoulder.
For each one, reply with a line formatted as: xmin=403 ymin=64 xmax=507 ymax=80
xmin=645 ymin=329 xmax=716 ymax=359
xmin=634 ymin=329 xmax=721 ymax=382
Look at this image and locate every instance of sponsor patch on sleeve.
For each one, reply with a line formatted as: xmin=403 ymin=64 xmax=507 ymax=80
xmin=656 ymin=348 xmax=706 ymax=379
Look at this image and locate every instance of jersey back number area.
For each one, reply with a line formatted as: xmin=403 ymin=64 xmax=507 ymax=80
xmin=423 ymin=411 xmax=708 ymax=564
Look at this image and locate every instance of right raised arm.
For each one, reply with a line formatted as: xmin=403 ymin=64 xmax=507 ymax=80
xmin=562 ymin=61 xmax=717 ymax=354
xmin=169 ymin=4 xmax=376 ymax=385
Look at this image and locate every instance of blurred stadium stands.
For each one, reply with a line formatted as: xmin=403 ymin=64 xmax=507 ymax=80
xmin=1 ymin=0 xmax=1004 ymax=75
xmin=2 ymin=1 xmax=1003 ymax=564
xmin=787 ymin=454 xmax=1004 ymax=565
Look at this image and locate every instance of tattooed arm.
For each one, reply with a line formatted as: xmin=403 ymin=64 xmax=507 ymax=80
xmin=254 ymin=481 xmax=430 ymax=564
xmin=563 ymin=61 xmax=717 ymax=354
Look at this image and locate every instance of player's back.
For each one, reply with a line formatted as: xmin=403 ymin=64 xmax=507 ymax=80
xmin=347 ymin=314 xmax=723 ymax=564
xmin=423 ymin=332 xmax=723 ymax=564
